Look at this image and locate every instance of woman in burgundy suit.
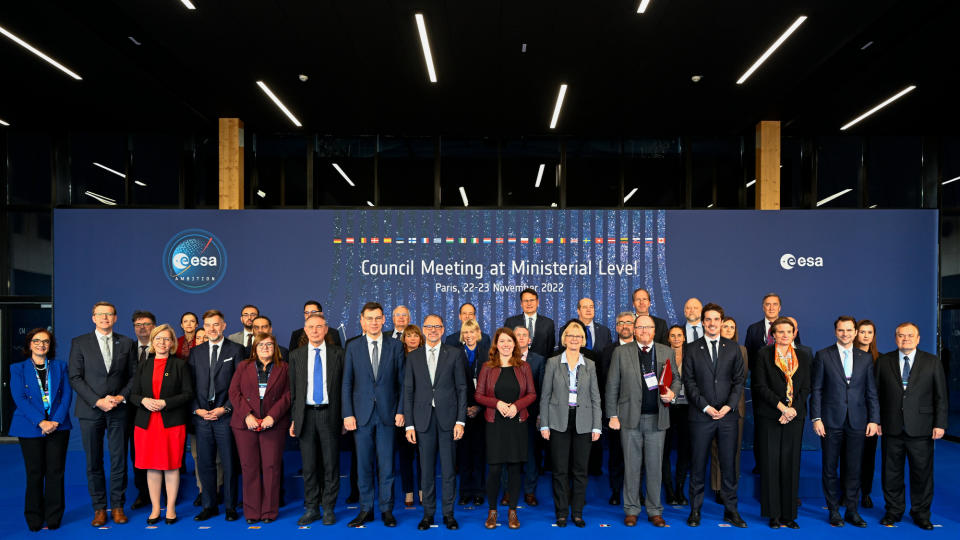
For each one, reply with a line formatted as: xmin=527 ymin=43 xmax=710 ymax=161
xmin=229 ymin=332 xmax=291 ymax=524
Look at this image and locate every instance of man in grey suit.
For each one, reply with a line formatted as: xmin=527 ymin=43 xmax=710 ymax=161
xmin=606 ymin=315 xmax=680 ymax=528
xmin=404 ymin=314 xmax=467 ymax=530
xmin=227 ymin=304 xmax=258 ymax=349
xmin=289 ymin=314 xmax=344 ymax=526
xmin=68 ymin=301 xmax=137 ymax=527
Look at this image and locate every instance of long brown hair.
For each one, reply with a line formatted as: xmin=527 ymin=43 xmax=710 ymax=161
xmin=855 ymin=319 xmax=879 ymax=362
xmin=486 ymin=327 xmax=522 ymax=368
xmin=247 ymin=332 xmax=283 ymax=364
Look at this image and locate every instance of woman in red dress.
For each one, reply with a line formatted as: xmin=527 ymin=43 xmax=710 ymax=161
xmin=130 ymin=324 xmax=194 ymax=525
xmin=229 ymin=332 xmax=291 ymax=524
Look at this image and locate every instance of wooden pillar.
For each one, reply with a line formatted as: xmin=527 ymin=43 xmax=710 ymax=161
xmin=219 ymin=118 xmax=244 ymax=209
xmin=755 ymin=120 xmax=780 ymax=210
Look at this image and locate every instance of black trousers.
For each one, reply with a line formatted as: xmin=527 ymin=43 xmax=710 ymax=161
xmin=603 ymin=421 xmax=624 ymax=494
xmin=194 ymin=414 xmax=238 ymax=510
xmin=19 ymin=430 xmax=69 ymax=529
xmin=299 ymin=406 xmax=340 ymax=511
xmin=756 ymin=416 xmax=802 ymax=521
xmin=821 ymin=420 xmax=865 ymax=513
xmin=662 ymin=404 xmax=691 ymax=498
xmin=458 ymin=415 xmax=486 ymax=497
xmin=487 ymin=463 xmax=521 ymax=510
xmin=860 ymin=434 xmax=879 ymax=497
xmin=689 ymin=416 xmax=739 ymax=513
xmin=417 ymin=412 xmax=458 ymax=518
xmin=79 ymin=410 xmax=128 ymax=510
xmin=881 ymin=432 xmax=935 ymax=521
xmin=549 ymin=409 xmax=592 ymax=518
xmin=396 ymin=425 xmax=419 ymax=496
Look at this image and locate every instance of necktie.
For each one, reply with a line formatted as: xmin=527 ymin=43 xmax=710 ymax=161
xmin=313 ymin=347 xmax=324 ymax=404
xmin=842 ymin=349 xmax=852 ymax=381
xmin=139 ymin=345 xmax=148 ymax=364
xmin=371 ymin=340 xmax=379 ymax=378
xmin=710 ymin=340 xmax=718 ymax=366
xmin=586 ymin=326 xmax=593 ymax=349
xmin=902 ymin=355 xmax=911 ymax=388
xmin=641 ymin=346 xmax=650 ymax=354
xmin=101 ymin=335 xmax=113 ymax=372
xmin=246 ymin=333 xmax=253 ymax=348
xmin=765 ymin=327 xmax=775 ymax=345
xmin=526 ymin=317 xmax=534 ymax=344
xmin=693 ymin=326 xmax=700 ymax=341
xmin=208 ymin=344 xmax=219 ymax=401
xmin=428 ymin=348 xmax=438 ymax=384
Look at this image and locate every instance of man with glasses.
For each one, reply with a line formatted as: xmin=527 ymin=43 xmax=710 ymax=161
xmin=606 ymin=315 xmax=680 ymax=527
xmin=386 ymin=305 xmax=411 ymax=341
xmin=228 ymin=305 xmax=259 ymax=349
xmin=129 ymin=310 xmax=156 ymax=510
xmin=290 ymin=301 xmax=342 ymax=350
xmin=68 ymin=301 xmax=138 ymax=527
xmin=505 ymin=289 xmax=555 ymax=358
xmin=597 ymin=312 xmax=636 ymax=506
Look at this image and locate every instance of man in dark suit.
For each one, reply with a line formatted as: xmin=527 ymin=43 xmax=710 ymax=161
xmin=128 ymin=310 xmax=156 ymax=510
xmin=250 ymin=316 xmax=289 ymax=360
xmin=597 ymin=312 xmax=635 ymax=505
xmin=513 ymin=325 xmax=545 ymax=506
xmin=577 ymin=297 xmax=613 ymax=353
xmin=342 ymin=301 xmax=406 ymax=528
xmin=682 ymin=303 xmax=747 ymax=528
xmin=68 ymin=301 xmax=138 ymax=527
xmin=289 ymin=314 xmax=344 ymax=526
xmin=289 ymin=301 xmax=342 ymax=350
xmin=631 ymin=288 xmax=668 ymax=345
xmin=811 ymin=315 xmax=880 ymax=528
xmin=404 ymin=314 xmax=468 ymax=530
xmin=504 ymin=288 xmax=555 ymax=358
xmin=227 ymin=304 xmax=258 ymax=349
xmin=443 ymin=302 xmax=491 ymax=353
xmin=683 ymin=298 xmax=703 ymax=343
xmin=385 ymin=305 xmax=411 ymax=341
xmin=876 ymin=322 xmax=947 ymax=530
xmin=188 ymin=309 xmax=242 ymax=522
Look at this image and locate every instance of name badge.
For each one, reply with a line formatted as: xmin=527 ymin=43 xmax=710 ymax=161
xmin=258 ymin=382 xmax=267 ymax=399
xmin=568 ymin=389 xmax=577 ymax=406
xmin=643 ymin=371 xmax=659 ymax=390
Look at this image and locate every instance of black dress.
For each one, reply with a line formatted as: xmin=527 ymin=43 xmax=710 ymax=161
xmin=485 ymin=367 xmax=528 ymax=464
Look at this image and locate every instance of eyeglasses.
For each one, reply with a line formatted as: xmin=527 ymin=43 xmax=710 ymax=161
xmin=566 ymin=335 xmax=585 ymax=340
xmin=616 ymin=321 xmax=634 ymax=326
xmin=93 ymin=312 xmax=116 ymax=318
xmin=153 ymin=336 xmax=174 ymax=343
xmin=423 ymin=325 xmax=443 ymax=330
xmin=257 ymin=342 xmax=276 ymax=349
xmin=133 ymin=322 xmax=154 ymax=328
xmin=304 ymin=310 xmax=321 ymax=316
xmin=31 ymin=338 xmax=51 ymax=345
xmin=635 ymin=325 xmax=655 ymax=330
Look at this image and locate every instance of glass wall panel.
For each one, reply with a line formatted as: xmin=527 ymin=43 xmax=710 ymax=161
xmin=378 ymin=136 xmax=435 ymax=207
xmin=7 ymin=132 xmax=52 ymax=205
xmin=565 ymin=139 xmax=620 ymax=208
xmin=439 ymin=137 xmax=498 ymax=207
xmin=501 ymin=138 xmax=560 ymax=207
xmin=317 ymin=136 xmax=376 ymax=207
xmin=623 ymin=138 xmax=683 ymax=208
xmin=7 ymin=211 xmax=52 ymax=295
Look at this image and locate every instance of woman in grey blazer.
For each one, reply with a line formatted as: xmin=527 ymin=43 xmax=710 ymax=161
xmin=539 ymin=320 xmax=601 ymax=528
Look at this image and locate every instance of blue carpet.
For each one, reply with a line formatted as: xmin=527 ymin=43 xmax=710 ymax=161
xmin=0 ymin=438 xmax=955 ymax=539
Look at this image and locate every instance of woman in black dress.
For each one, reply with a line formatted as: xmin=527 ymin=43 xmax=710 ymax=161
xmin=475 ymin=327 xmax=537 ymax=530
xmin=854 ymin=319 xmax=880 ymax=508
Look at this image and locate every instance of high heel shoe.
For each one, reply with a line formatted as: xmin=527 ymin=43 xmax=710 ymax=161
xmin=147 ymin=515 xmax=162 ymax=525
xmin=165 ymin=516 xmax=178 ymax=525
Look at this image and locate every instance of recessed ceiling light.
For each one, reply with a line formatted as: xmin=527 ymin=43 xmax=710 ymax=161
xmin=93 ymin=162 xmax=126 ymax=178
xmin=84 ymin=191 xmax=116 ymax=205
xmin=459 ymin=186 xmax=469 ymax=207
xmin=521 ymin=43 xmax=527 ymax=53
xmin=366 ymin=200 xmax=375 ymax=207
xmin=298 ymin=74 xmax=309 ymax=82
xmin=332 ymin=163 xmax=355 ymax=186
xmin=550 ymin=202 xmax=558 ymax=208
xmin=549 ymin=84 xmax=568 ymax=129
xmin=535 ymin=163 xmax=545 ymax=187
xmin=0 ymin=23 xmax=82 ymax=80
xmin=736 ymin=16 xmax=807 ymax=85
xmin=415 ymin=13 xmax=437 ymax=83
xmin=942 ymin=175 xmax=960 ymax=186
xmin=0 ymin=118 xmax=10 ymax=126
xmin=637 ymin=0 xmax=652 ymax=14
xmin=256 ymin=190 xmax=266 ymax=198
xmin=840 ymin=85 xmax=916 ymax=131
xmin=180 ymin=0 xmax=197 ymax=9
xmin=256 ymin=80 xmax=302 ymax=127
xmin=623 ymin=187 xmax=639 ymax=203
xmin=816 ymin=188 xmax=852 ymax=207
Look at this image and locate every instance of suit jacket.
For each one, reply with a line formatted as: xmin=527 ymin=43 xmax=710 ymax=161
xmin=745 ymin=319 xmax=803 ymax=366
xmin=227 ymin=330 xmax=252 ymax=347
xmin=752 ymin=345 xmax=811 ymax=421
xmin=504 ymin=313 xmax=556 ymax=358
xmin=876 ymin=350 xmax=948 ymax=437
xmin=523 ymin=351 xmax=546 ymax=417
xmin=68 ymin=331 xmax=137 ymax=419
xmin=475 ymin=362 xmax=537 ymax=423
xmin=9 ymin=358 xmax=73 ymax=437
xmin=540 ymin=353 xmax=602 ymax=434
xmin=597 ymin=340 xmax=626 ymax=417
xmin=288 ymin=343 xmax=344 ymax=437
xmin=289 ymin=327 xmax=342 ymax=350
xmin=341 ymin=334 xmax=405 ymax=426
xmin=584 ymin=321 xmax=613 ymax=353
xmin=443 ymin=331 xmax=492 ymax=359
xmin=810 ymin=345 xmax=879 ymax=430
xmin=403 ymin=344 xmax=468 ymax=432
xmin=228 ymin=360 xmax=292 ymax=431
xmin=681 ymin=336 xmax=746 ymax=422
xmin=187 ymin=339 xmax=244 ymax=412
xmin=605 ymin=342 xmax=680 ymax=430
xmin=129 ymin=355 xmax=194 ymax=429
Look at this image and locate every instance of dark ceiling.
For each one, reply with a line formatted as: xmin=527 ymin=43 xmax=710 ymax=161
xmin=0 ymin=0 xmax=956 ymax=136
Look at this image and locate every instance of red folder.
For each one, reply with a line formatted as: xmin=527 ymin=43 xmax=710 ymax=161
xmin=659 ymin=360 xmax=673 ymax=407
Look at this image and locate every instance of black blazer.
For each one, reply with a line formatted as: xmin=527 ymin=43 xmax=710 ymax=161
xmin=752 ymin=345 xmax=811 ymax=421
xmin=810 ymin=346 xmax=879 ymax=430
xmin=187 ymin=339 xmax=244 ymax=412
xmin=289 ymin=327 xmax=342 ymax=351
xmin=586 ymin=321 xmax=613 ymax=353
xmin=129 ymin=355 xmax=195 ymax=429
xmin=68 ymin=331 xmax=137 ymax=419
xmin=651 ymin=315 xmax=668 ymax=345
xmin=504 ymin=313 xmax=556 ymax=358
xmin=403 ymin=344 xmax=468 ymax=432
xmin=288 ymin=343 xmax=345 ymax=437
xmin=876 ymin=350 xmax=948 ymax=437
xmin=681 ymin=336 xmax=746 ymax=422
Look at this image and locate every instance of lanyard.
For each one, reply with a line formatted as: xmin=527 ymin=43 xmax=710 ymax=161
xmin=33 ymin=359 xmax=52 ymax=414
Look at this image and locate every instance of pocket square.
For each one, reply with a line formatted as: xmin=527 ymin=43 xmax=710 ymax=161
xmin=222 ymin=357 xmax=234 ymax=362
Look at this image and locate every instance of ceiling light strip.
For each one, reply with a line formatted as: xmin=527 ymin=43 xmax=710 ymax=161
xmin=745 ymin=179 xmax=756 ymax=187
xmin=415 ymin=14 xmax=438 ymax=83
xmin=459 ymin=187 xmax=469 ymax=207
xmin=84 ymin=191 xmax=116 ymax=205
xmin=332 ymin=163 xmax=356 ymax=186
xmin=636 ymin=0 xmax=652 ymax=14
xmin=623 ymin=187 xmax=639 ymax=203
xmin=549 ymin=84 xmax=568 ymax=129
xmin=92 ymin=162 xmax=126 ymax=178
xmin=816 ymin=188 xmax=852 ymax=207
xmin=942 ymin=175 xmax=960 ymax=186
xmin=180 ymin=0 xmax=197 ymax=10
xmin=840 ymin=85 xmax=916 ymax=131
xmin=256 ymin=81 xmax=303 ymax=127
xmin=0 ymin=118 xmax=10 ymax=126
xmin=736 ymin=16 xmax=807 ymax=85
xmin=0 ymin=24 xmax=83 ymax=80
xmin=534 ymin=163 xmax=545 ymax=188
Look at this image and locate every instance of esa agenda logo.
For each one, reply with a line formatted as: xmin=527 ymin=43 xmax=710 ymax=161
xmin=162 ymin=229 xmax=228 ymax=293
xmin=779 ymin=253 xmax=823 ymax=270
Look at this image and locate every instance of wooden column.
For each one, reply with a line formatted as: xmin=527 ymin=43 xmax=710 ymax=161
xmin=755 ymin=120 xmax=780 ymax=210
xmin=219 ymin=118 xmax=244 ymax=209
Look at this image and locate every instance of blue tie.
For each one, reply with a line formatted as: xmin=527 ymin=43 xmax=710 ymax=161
xmin=901 ymin=355 xmax=911 ymax=388
xmin=586 ymin=325 xmax=593 ymax=349
xmin=313 ymin=347 xmax=324 ymax=404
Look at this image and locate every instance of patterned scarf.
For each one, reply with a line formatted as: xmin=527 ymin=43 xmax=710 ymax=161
xmin=774 ymin=345 xmax=797 ymax=406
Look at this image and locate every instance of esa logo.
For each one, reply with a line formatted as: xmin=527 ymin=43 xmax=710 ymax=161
xmin=162 ymin=229 xmax=228 ymax=293
xmin=780 ymin=253 xmax=823 ymax=270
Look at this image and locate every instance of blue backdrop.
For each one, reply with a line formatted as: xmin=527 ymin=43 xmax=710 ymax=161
xmin=54 ymin=209 xmax=937 ymax=355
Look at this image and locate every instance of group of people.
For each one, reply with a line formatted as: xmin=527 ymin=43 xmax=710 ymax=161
xmin=8 ymin=289 xmax=948 ymax=533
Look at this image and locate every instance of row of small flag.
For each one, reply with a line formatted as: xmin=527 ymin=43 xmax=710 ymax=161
xmin=333 ymin=237 xmax=666 ymax=245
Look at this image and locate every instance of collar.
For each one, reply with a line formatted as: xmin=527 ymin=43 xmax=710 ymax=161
xmin=95 ymin=330 xmax=113 ymax=340
xmin=619 ymin=339 xmax=632 ymax=346
xmin=426 ymin=343 xmax=441 ymax=355
xmin=311 ymin=342 xmax=326 ymax=353
xmin=899 ymin=349 xmax=917 ymax=363
xmin=366 ymin=334 xmax=382 ymax=345
xmin=636 ymin=341 xmax=654 ymax=351
xmin=836 ymin=343 xmax=853 ymax=355
xmin=208 ymin=337 xmax=224 ymax=346
xmin=560 ymin=353 xmax=584 ymax=368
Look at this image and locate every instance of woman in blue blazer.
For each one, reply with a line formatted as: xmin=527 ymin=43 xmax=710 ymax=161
xmin=10 ymin=328 xmax=73 ymax=531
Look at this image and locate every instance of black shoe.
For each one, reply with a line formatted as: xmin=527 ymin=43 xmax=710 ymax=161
xmin=473 ymin=496 xmax=484 ymax=506
xmin=556 ymin=517 xmax=567 ymax=527
xmin=147 ymin=515 xmax=162 ymax=525
xmin=348 ymin=511 xmax=374 ymax=528
xmin=608 ymin=493 xmax=620 ymax=506
xmin=458 ymin=495 xmax=470 ymax=505
xmin=193 ymin=494 xmax=202 ymax=507
xmin=714 ymin=490 xmax=723 ymax=504
xmin=829 ymin=511 xmax=844 ymax=527
xmin=47 ymin=522 xmax=61 ymax=531
xmin=443 ymin=515 xmax=459 ymax=530
xmin=346 ymin=492 xmax=360 ymax=504
xmin=165 ymin=516 xmax=178 ymax=525
xmin=677 ymin=494 xmax=689 ymax=505
xmin=418 ymin=517 xmax=433 ymax=530
xmin=194 ymin=508 xmax=218 ymax=521
xmin=28 ymin=523 xmax=43 ymax=532
xmin=298 ymin=508 xmax=322 ymax=526
xmin=572 ymin=516 xmax=586 ymax=528
xmin=225 ymin=508 xmax=240 ymax=521
xmin=780 ymin=519 xmax=799 ymax=529
xmin=861 ymin=494 xmax=874 ymax=508
xmin=768 ymin=519 xmax=780 ymax=529
xmin=687 ymin=510 xmax=701 ymax=527
xmin=914 ymin=519 xmax=934 ymax=531
xmin=845 ymin=513 xmax=867 ymax=528
xmin=723 ymin=512 xmax=748 ymax=528
xmin=381 ymin=511 xmax=397 ymax=527
xmin=246 ymin=518 xmax=259 ymax=524
xmin=880 ymin=514 xmax=898 ymax=527
xmin=262 ymin=518 xmax=274 ymax=524
xmin=322 ymin=510 xmax=336 ymax=525
xmin=132 ymin=495 xmax=150 ymax=510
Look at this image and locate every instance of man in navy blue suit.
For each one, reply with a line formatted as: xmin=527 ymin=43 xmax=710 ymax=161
xmin=188 ymin=309 xmax=243 ymax=522
xmin=504 ymin=289 xmax=556 ymax=358
xmin=342 ymin=301 xmax=405 ymax=528
xmin=811 ymin=316 xmax=880 ymax=528
xmin=576 ymin=297 xmax=612 ymax=353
